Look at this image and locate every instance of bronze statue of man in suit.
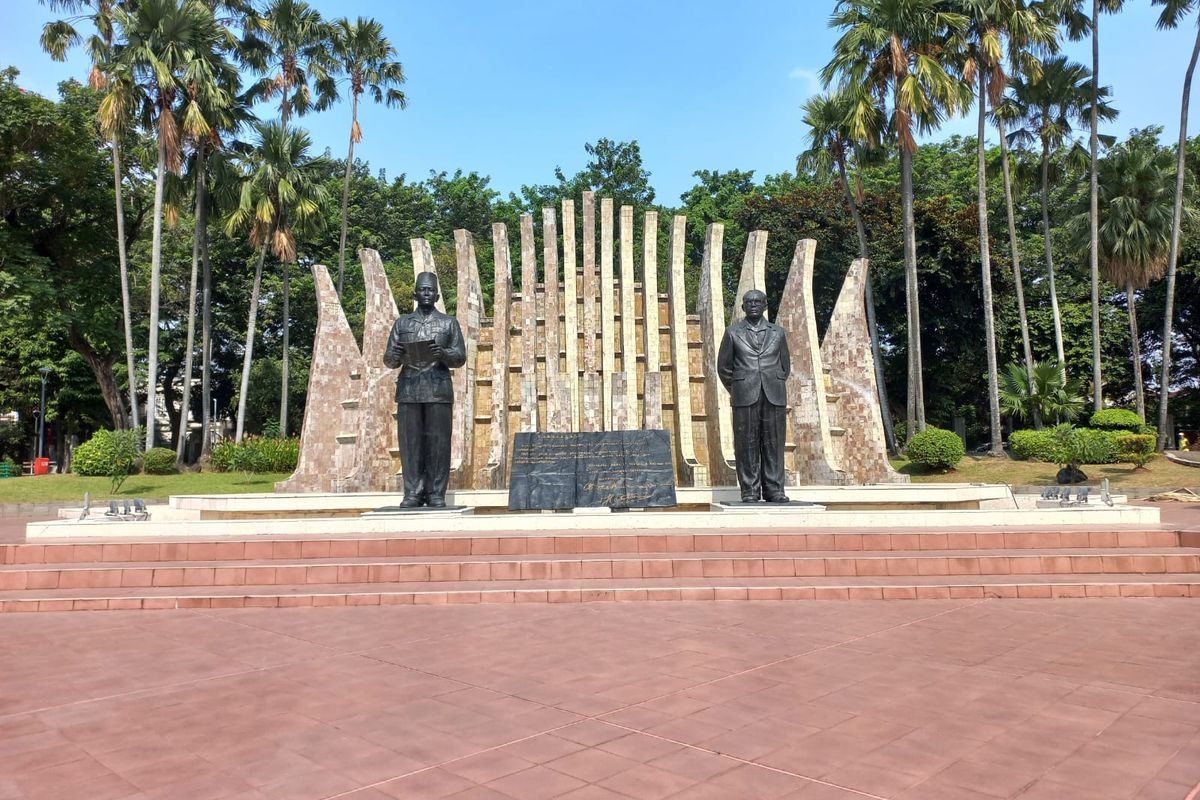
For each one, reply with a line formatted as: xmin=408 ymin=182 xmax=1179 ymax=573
xmin=383 ymin=272 xmax=466 ymax=508
xmin=717 ymin=289 xmax=791 ymax=503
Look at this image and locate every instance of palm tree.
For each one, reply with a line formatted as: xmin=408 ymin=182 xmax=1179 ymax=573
xmin=330 ymin=16 xmax=407 ymax=299
xmin=824 ymin=0 xmax=972 ymax=442
xmin=1153 ymin=0 xmax=1200 ymax=449
xmin=223 ymin=121 xmax=328 ymax=442
xmin=1087 ymin=0 xmax=1128 ymax=412
xmin=109 ymin=0 xmax=228 ymax=450
xmin=956 ymin=0 xmax=1059 ymax=452
xmin=40 ymin=0 xmax=139 ymax=430
xmin=1076 ymin=131 xmax=1183 ymax=420
xmin=1000 ymin=359 xmax=1086 ymax=424
xmin=1006 ymin=56 xmax=1116 ymax=376
xmin=799 ymin=88 xmax=899 ymax=455
xmin=242 ymin=0 xmax=335 ymax=437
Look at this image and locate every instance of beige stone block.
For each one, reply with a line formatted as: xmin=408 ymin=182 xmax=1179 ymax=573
xmin=619 ymin=205 xmax=639 ymax=425
xmin=697 ymin=223 xmax=735 ymax=486
xmin=408 ymin=237 xmax=446 ymax=312
xmin=732 ymin=230 xmax=768 ymax=323
xmin=483 ymin=223 xmax=513 ymax=489
xmin=582 ymin=191 xmax=598 ymax=374
xmin=561 ymin=199 xmax=581 ymax=430
xmin=667 ymin=215 xmax=706 ymax=487
xmin=451 ymin=230 xmax=482 ymax=487
xmin=600 ymin=197 xmax=616 ymax=429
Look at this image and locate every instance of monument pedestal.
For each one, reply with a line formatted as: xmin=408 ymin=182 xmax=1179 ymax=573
xmin=710 ymin=501 xmax=825 ymax=513
xmin=361 ymin=505 xmax=473 ymax=518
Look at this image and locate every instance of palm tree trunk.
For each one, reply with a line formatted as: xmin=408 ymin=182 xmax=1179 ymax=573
xmin=236 ymin=241 xmax=268 ymax=442
xmin=1157 ymin=24 xmax=1200 ymax=449
xmin=900 ymin=146 xmax=924 ymax=438
xmin=977 ymin=75 xmax=1003 ymax=455
xmin=111 ymin=136 xmax=138 ymax=431
xmin=146 ymin=131 xmax=167 ymax=450
xmin=995 ymin=116 xmax=1039 ymax=428
xmin=176 ymin=147 xmax=206 ymax=465
xmin=200 ymin=199 xmax=213 ymax=457
xmin=337 ymin=92 xmax=359 ymax=299
xmin=836 ymin=158 xmax=899 ymax=455
xmin=1041 ymin=140 xmax=1067 ymax=373
xmin=280 ymin=259 xmax=289 ymax=437
xmin=1089 ymin=0 xmax=1104 ymax=411
xmin=1127 ymin=280 xmax=1145 ymax=420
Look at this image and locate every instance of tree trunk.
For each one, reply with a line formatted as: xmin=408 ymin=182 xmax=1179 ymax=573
xmin=900 ymin=145 xmax=924 ymax=439
xmin=66 ymin=326 xmax=126 ymax=429
xmin=111 ymin=135 xmax=139 ymax=430
xmin=200 ymin=184 xmax=214 ymax=457
xmin=996 ymin=115 xmax=1039 ymax=428
xmin=977 ymin=75 xmax=1003 ymax=455
xmin=176 ymin=146 xmax=206 ymax=465
xmin=236 ymin=241 xmax=268 ymax=442
xmin=280 ymin=259 xmax=290 ymax=437
xmin=337 ymin=92 xmax=359 ymax=299
xmin=146 ymin=131 xmax=167 ymax=450
xmin=1089 ymin=0 xmax=1104 ymax=411
xmin=1127 ymin=281 xmax=1145 ymax=421
xmin=836 ymin=157 xmax=899 ymax=456
xmin=1041 ymin=140 xmax=1067 ymax=373
xmin=1158 ymin=24 xmax=1200 ymax=449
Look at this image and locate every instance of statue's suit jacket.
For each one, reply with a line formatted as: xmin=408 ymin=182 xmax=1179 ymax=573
xmin=383 ymin=309 xmax=467 ymax=403
xmin=717 ymin=318 xmax=791 ymax=407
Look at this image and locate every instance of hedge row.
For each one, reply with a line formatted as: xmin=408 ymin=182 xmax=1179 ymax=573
xmin=209 ymin=436 xmax=299 ymax=473
xmin=1009 ymin=427 xmax=1156 ymax=465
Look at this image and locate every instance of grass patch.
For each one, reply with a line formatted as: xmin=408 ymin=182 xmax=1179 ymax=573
xmin=890 ymin=454 xmax=1200 ymax=489
xmin=0 ymin=472 xmax=291 ymax=504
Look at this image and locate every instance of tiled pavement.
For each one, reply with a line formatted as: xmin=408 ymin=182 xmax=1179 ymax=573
xmin=1 ymin=599 xmax=1198 ymax=799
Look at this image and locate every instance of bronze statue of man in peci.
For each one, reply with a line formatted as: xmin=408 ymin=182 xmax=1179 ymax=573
xmin=717 ymin=289 xmax=791 ymax=503
xmin=383 ymin=272 xmax=466 ymax=508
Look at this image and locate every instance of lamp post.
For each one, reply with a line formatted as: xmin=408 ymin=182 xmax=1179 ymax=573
xmin=37 ymin=367 xmax=51 ymax=459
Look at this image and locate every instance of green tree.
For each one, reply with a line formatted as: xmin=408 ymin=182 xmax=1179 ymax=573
xmin=330 ymin=16 xmax=407 ymax=299
xmin=223 ymin=121 xmax=328 ymax=442
xmin=1000 ymin=359 xmax=1086 ymax=423
xmin=824 ymin=0 xmax=972 ymax=441
xmin=1152 ymin=0 xmax=1200 ymax=448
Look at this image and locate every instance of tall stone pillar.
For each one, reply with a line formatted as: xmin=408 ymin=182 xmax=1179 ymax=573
xmin=346 ymin=249 xmax=402 ymax=492
xmin=666 ymin=215 xmax=707 ymax=486
xmin=450 ymin=230 xmax=482 ymax=487
xmin=776 ymin=239 xmax=842 ymax=485
xmin=409 ymin=237 xmax=447 ymax=312
xmin=821 ymin=258 xmax=909 ymax=485
xmin=561 ymin=199 xmax=581 ymax=431
xmin=731 ymin=230 xmax=768 ymax=322
xmin=581 ymin=192 xmax=598 ymax=373
xmin=542 ymin=207 xmax=568 ymax=431
xmin=618 ymin=205 xmax=639 ymax=427
xmin=599 ymin=197 xmax=616 ymax=429
xmin=519 ymin=215 xmax=539 ymax=433
xmin=482 ymin=223 xmax=513 ymax=489
xmin=276 ymin=263 xmax=361 ymax=493
xmin=697 ymin=224 xmax=736 ymax=486
xmin=642 ymin=211 xmax=662 ymax=430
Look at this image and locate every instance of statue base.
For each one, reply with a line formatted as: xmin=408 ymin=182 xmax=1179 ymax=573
xmin=710 ymin=501 xmax=824 ymax=513
xmin=361 ymin=505 xmax=472 ymax=518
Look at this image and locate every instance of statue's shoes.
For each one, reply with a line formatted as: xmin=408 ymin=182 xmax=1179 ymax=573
xmin=399 ymin=497 xmax=424 ymax=508
xmin=740 ymin=496 xmax=760 ymax=503
xmin=765 ymin=495 xmax=791 ymax=503
xmin=426 ymin=497 xmax=447 ymax=508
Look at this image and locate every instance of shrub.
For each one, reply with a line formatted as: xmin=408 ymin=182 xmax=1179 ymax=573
xmin=1051 ymin=424 xmax=1117 ymax=467
xmin=905 ymin=427 xmax=965 ymax=471
xmin=72 ymin=429 xmax=142 ymax=477
xmin=1088 ymin=408 xmax=1144 ymax=432
xmin=1008 ymin=429 xmax=1059 ymax=461
xmin=1115 ymin=433 xmax=1156 ymax=468
xmin=142 ymin=447 xmax=178 ymax=475
xmin=208 ymin=436 xmax=299 ymax=473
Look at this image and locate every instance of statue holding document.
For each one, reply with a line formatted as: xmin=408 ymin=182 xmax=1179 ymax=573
xmin=383 ymin=272 xmax=466 ymax=507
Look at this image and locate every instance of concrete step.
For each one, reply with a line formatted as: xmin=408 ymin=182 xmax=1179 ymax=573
xmin=3 ymin=528 xmax=1187 ymax=565
xmin=3 ymin=548 xmax=1198 ymax=591
xmin=3 ymin=573 xmax=1199 ymax=612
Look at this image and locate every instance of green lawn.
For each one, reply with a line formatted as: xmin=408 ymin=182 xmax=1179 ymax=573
xmin=891 ymin=455 xmax=1200 ymax=489
xmin=0 ymin=472 xmax=291 ymax=504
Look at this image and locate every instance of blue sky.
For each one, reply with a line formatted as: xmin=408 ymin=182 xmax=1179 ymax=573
xmin=4 ymin=1 xmax=1198 ymax=204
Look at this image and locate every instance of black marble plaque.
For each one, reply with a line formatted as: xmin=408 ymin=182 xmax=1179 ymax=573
xmin=508 ymin=430 xmax=677 ymax=511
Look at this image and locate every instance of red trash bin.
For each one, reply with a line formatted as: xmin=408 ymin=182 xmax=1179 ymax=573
xmin=33 ymin=457 xmax=50 ymax=475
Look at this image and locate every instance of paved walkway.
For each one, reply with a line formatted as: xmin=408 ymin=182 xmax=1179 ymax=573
xmin=1 ymin=599 xmax=1197 ymax=800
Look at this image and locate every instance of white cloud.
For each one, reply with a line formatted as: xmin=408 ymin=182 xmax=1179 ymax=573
xmin=788 ymin=67 xmax=821 ymax=94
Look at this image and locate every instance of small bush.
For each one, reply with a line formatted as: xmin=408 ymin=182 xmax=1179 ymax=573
xmin=142 ymin=447 xmax=178 ymax=475
xmin=1088 ymin=408 xmax=1144 ymax=432
xmin=1115 ymin=433 xmax=1156 ymax=468
xmin=208 ymin=436 xmax=299 ymax=473
xmin=1009 ymin=429 xmax=1058 ymax=461
xmin=1051 ymin=424 xmax=1117 ymax=466
xmin=72 ymin=429 xmax=142 ymax=477
xmin=906 ymin=427 xmax=965 ymax=471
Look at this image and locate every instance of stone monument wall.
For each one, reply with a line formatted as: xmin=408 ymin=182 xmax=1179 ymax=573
xmin=279 ymin=196 xmax=906 ymax=492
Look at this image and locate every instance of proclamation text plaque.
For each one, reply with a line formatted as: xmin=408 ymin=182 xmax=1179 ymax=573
xmin=507 ymin=431 xmax=677 ymax=510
